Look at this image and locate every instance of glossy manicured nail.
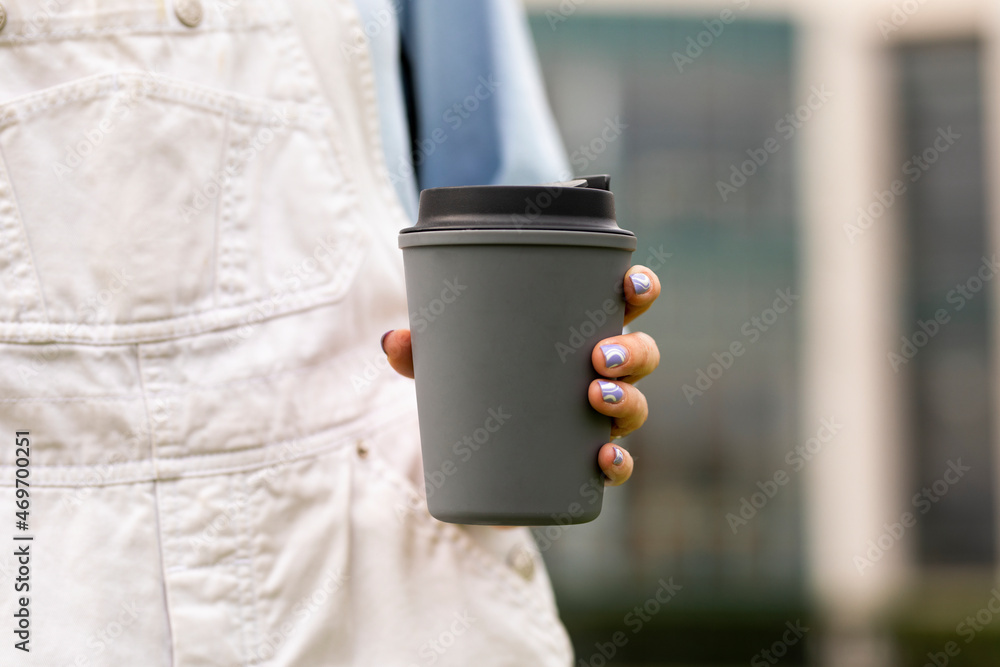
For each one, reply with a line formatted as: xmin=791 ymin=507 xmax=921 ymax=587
xmin=599 ymin=380 xmax=624 ymax=403
xmin=380 ymin=330 xmax=393 ymax=353
xmin=612 ymin=446 xmax=624 ymax=467
xmin=630 ymin=273 xmax=652 ymax=295
xmin=601 ymin=344 xmax=628 ymax=369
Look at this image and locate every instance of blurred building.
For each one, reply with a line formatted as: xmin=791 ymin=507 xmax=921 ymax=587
xmin=523 ymin=0 xmax=1000 ymax=665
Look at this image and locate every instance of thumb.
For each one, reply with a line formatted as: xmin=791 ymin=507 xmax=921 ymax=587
xmin=381 ymin=329 xmax=414 ymax=378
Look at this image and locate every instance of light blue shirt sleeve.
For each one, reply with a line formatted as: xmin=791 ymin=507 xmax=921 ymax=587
xmin=353 ymin=0 xmax=571 ymax=220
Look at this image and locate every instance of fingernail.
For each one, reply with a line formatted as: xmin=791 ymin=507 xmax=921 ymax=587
xmin=599 ymin=380 xmax=624 ymax=403
xmin=612 ymin=446 xmax=624 ymax=467
xmin=380 ymin=330 xmax=393 ymax=353
xmin=600 ymin=344 xmax=628 ymax=369
xmin=630 ymin=273 xmax=652 ymax=295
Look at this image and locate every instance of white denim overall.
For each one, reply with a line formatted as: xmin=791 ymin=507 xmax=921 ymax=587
xmin=0 ymin=1 xmax=573 ymax=664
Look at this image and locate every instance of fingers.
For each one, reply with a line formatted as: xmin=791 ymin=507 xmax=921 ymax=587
xmin=588 ymin=379 xmax=648 ymax=437
xmin=592 ymin=331 xmax=660 ymax=383
xmin=598 ymin=443 xmax=633 ymax=486
xmin=623 ymin=266 xmax=660 ymax=326
xmin=586 ymin=265 xmax=657 ymax=490
xmin=381 ymin=329 xmax=414 ymax=378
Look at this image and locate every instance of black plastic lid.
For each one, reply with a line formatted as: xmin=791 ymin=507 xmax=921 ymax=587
xmin=403 ymin=174 xmax=634 ymax=236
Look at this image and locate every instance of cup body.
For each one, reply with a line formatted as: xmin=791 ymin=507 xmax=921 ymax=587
xmin=399 ymin=229 xmax=635 ymax=525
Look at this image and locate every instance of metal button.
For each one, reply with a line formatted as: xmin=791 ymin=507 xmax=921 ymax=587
xmin=356 ymin=440 xmax=369 ymax=459
xmin=175 ymin=0 xmax=203 ymax=28
xmin=0 ymin=4 xmax=7 ymax=33
xmin=506 ymin=543 xmax=536 ymax=582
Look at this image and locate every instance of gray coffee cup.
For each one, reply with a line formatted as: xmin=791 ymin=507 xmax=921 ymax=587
xmin=398 ymin=175 xmax=637 ymax=525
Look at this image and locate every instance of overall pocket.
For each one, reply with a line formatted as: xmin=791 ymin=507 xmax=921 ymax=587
xmin=0 ymin=70 xmax=367 ymax=343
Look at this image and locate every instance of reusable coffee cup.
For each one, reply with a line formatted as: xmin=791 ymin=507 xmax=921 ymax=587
xmin=398 ymin=175 xmax=637 ymax=525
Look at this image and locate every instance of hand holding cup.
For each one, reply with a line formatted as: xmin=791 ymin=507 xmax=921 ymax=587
xmin=382 ymin=264 xmax=660 ymax=489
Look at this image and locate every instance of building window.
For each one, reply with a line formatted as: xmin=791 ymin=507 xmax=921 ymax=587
xmin=897 ymin=40 xmax=995 ymax=567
